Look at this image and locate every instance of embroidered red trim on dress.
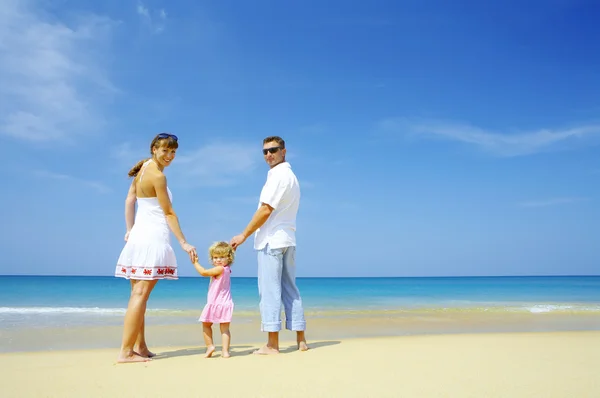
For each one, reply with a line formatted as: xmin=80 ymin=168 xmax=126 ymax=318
xmin=115 ymin=265 xmax=177 ymax=279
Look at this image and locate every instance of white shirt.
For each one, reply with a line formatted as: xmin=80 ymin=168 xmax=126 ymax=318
xmin=254 ymin=162 xmax=300 ymax=250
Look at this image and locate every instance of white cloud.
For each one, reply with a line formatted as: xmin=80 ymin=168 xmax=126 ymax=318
xmin=34 ymin=170 xmax=111 ymax=193
xmin=174 ymin=142 xmax=259 ymax=186
xmin=518 ymin=197 xmax=589 ymax=208
xmin=0 ymin=0 xmax=117 ymax=143
xmin=380 ymin=118 xmax=600 ymax=157
xmin=110 ymin=142 xmax=148 ymax=164
xmin=136 ymin=4 xmax=150 ymax=18
xmin=136 ymin=2 xmax=167 ymax=33
xmin=109 ymin=140 xmax=261 ymax=186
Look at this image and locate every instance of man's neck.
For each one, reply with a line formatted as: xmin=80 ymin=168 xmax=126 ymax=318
xmin=270 ymin=160 xmax=287 ymax=169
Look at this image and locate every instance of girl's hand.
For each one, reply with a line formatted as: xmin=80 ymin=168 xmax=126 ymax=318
xmin=124 ymin=231 xmax=131 ymax=242
xmin=180 ymin=241 xmax=198 ymax=263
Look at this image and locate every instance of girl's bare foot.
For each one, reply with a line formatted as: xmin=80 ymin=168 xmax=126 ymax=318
xmin=117 ymin=352 xmax=151 ymax=364
xmin=222 ymin=351 xmax=231 ymax=358
xmin=204 ymin=345 xmax=216 ymax=358
xmin=253 ymin=345 xmax=279 ymax=355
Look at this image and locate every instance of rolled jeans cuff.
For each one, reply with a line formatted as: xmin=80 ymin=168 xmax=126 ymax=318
xmin=261 ymin=321 xmax=282 ymax=332
xmin=285 ymin=320 xmax=306 ymax=331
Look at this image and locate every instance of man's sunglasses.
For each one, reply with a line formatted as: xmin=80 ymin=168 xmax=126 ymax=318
xmin=263 ymin=146 xmax=282 ymax=155
xmin=157 ymin=132 xmax=178 ymax=141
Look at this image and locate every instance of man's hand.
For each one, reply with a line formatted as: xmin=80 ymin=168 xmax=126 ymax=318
xmin=230 ymin=203 xmax=272 ymax=250
xmin=230 ymin=234 xmax=247 ymax=250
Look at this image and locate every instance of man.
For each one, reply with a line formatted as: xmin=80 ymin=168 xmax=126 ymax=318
xmin=230 ymin=136 xmax=308 ymax=355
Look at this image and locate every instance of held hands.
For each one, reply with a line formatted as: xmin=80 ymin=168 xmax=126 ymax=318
xmin=180 ymin=241 xmax=198 ymax=263
xmin=229 ymin=234 xmax=247 ymax=250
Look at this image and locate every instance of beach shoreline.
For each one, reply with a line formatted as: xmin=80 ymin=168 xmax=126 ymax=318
xmin=3 ymin=311 xmax=600 ymax=353
xmin=1 ymin=330 xmax=598 ymax=397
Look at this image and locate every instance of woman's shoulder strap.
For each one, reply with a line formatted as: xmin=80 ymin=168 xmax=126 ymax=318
xmin=138 ymin=159 xmax=154 ymax=183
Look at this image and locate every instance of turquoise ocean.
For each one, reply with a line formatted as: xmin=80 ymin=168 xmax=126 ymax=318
xmin=1 ymin=275 xmax=599 ymax=352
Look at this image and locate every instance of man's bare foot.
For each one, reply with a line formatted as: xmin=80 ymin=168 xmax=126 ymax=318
xmin=297 ymin=340 xmax=309 ymax=351
xmin=253 ymin=345 xmax=279 ymax=355
xmin=222 ymin=351 xmax=231 ymax=358
xmin=117 ymin=352 xmax=151 ymax=364
xmin=204 ymin=345 xmax=216 ymax=358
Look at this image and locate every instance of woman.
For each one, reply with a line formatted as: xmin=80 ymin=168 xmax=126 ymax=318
xmin=115 ymin=132 xmax=197 ymax=363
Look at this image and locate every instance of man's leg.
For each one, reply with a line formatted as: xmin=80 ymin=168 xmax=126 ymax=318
xmin=255 ymin=245 xmax=283 ymax=355
xmin=281 ymin=246 xmax=308 ymax=351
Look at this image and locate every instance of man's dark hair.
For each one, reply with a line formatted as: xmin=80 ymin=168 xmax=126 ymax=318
xmin=263 ymin=136 xmax=285 ymax=148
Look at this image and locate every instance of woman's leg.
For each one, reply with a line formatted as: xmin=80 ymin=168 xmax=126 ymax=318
xmin=130 ymin=280 xmax=155 ymax=358
xmin=134 ymin=317 xmax=155 ymax=357
xmin=203 ymin=322 xmax=216 ymax=358
xmin=220 ymin=323 xmax=231 ymax=358
xmin=117 ymin=279 xmax=158 ymax=363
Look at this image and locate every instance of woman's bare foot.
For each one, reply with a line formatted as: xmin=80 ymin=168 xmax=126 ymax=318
xmin=253 ymin=345 xmax=279 ymax=355
xmin=222 ymin=351 xmax=231 ymax=358
xmin=135 ymin=347 xmax=156 ymax=358
xmin=297 ymin=340 xmax=309 ymax=351
xmin=204 ymin=345 xmax=216 ymax=358
xmin=117 ymin=351 xmax=151 ymax=364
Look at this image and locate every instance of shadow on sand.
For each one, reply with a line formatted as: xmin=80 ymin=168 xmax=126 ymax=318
xmin=155 ymin=340 xmax=342 ymax=360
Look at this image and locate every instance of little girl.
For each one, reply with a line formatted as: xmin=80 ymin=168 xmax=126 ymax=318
xmin=193 ymin=241 xmax=235 ymax=358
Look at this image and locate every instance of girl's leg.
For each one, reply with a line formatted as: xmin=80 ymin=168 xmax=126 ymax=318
xmin=202 ymin=322 xmax=216 ymax=358
xmin=220 ymin=323 xmax=231 ymax=358
xmin=118 ymin=279 xmax=158 ymax=363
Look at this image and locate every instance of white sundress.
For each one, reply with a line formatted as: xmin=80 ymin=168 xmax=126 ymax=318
xmin=115 ymin=160 xmax=178 ymax=280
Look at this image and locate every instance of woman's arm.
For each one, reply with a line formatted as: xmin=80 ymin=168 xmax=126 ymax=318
xmin=125 ymin=180 xmax=136 ymax=232
xmin=153 ymin=172 xmax=197 ymax=261
xmin=193 ymin=263 xmax=224 ymax=278
xmin=154 ymin=174 xmax=186 ymax=243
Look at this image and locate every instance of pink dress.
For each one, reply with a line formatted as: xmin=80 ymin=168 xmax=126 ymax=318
xmin=199 ymin=266 xmax=234 ymax=323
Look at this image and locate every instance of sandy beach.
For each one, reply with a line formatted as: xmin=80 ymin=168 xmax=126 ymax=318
xmin=1 ymin=330 xmax=598 ymax=397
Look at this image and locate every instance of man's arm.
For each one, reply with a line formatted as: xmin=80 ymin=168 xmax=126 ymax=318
xmin=230 ymin=203 xmax=273 ymax=249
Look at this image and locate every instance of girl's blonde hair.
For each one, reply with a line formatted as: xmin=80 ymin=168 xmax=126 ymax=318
xmin=208 ymin=241 xmax=235 ymax=265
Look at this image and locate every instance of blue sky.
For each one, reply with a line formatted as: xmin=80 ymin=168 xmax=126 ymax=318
xmin=1 ymin=0 xmax=599 ymax=277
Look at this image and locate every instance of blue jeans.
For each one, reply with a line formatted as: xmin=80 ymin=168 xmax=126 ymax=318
xmin=257 ymin=245 xmax=306 ymax=332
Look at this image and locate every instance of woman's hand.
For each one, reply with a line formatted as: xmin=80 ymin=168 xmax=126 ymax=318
xmin=181 ymin=241 xmax=198 ymax=262
xmin=124 ymin=230 xmax=131 ymax=242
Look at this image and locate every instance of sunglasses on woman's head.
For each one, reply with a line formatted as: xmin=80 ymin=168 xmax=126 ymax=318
xmin=262 ymin=146 xmax=282 ymax=155
xmin=157 ymin=133 xmax=178 ymax=141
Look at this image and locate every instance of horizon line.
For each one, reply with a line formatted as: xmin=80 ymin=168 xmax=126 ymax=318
xmin=1 ymin=274 xmax=599 ymax=279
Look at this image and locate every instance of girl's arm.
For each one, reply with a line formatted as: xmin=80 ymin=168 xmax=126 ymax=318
xmin=193 ymin=262 xmax=224 ymax=278
xmin=125 ymin=180 xmax=136 ymax=232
